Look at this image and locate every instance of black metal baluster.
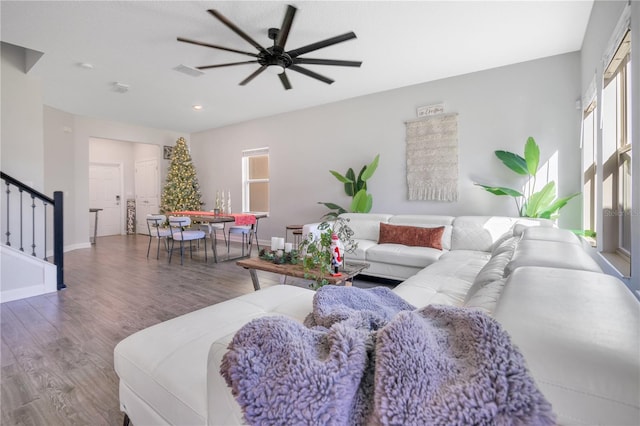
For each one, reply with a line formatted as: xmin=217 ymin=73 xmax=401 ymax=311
xmin=19 ymin=188 xmax=24 ymax=251
xmin=31 ymin=194 xmax=36 ymax=256
xmin=5 ymin=180 xmax=10 ymax=246
xmin=53 ymin=191 xmax=65 ymax=289
xmin=43 ymin=201 xmax=48 ymax=261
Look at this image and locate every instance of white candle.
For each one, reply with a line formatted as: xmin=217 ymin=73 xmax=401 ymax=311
xmin=284 ymin=242 xmax=292 ymax=253
xmin=277 ymin=237 xmax=285 ymax=250
xmin=271 ymin=237 xmax=278 ymax=251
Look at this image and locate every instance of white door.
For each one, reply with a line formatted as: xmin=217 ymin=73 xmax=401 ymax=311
xmin=135 ymin=159 xmax=160 ymax=235
xmin=89 ymin=163 xmax=122 ymax=237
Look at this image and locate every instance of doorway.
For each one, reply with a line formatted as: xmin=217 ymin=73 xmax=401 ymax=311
xmin=89 ymin=163 xmax=123 ymax=237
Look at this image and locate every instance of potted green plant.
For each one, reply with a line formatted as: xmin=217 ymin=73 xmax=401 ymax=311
xmin=298 ymin=217 xmax=358 ymax=289
xmin=318 ymin=154 xmax=380 ymax=219
xmin=475 ymin=137 xmax=579 ymax=219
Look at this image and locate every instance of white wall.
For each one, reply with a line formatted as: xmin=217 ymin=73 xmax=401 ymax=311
xmin=1 ymin=42 xmax=44 ymax=188
xmin=55 ymin=112 xmax=184 ymax=247
xmin=43 ymin=106 xmax=76 ymax=250
xmin=191 ymin=52 xmax=582 ymax=242
xmin=89 ymin=138 xmax=162 ymax=234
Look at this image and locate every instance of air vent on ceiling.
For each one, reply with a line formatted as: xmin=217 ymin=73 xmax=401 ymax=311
xmin=173 ymin=64 xmax=205 ymax=77
xmin=112 ymin=82 xmax=130 ymax=93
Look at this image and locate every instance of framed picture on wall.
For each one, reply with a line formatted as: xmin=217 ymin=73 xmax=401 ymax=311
xmin=163 ymin=145 xmax=173 ymax=160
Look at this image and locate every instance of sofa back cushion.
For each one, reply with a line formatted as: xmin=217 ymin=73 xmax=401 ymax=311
xmin=521 ymin=226 xmax=581 ymax=244
xmin=378 ymin=223 xmax=445 ymax=249
xmin=339 ymin=213 xmax=393 ymax=241
xmin=388 ymin=215 xmax=454 ymax=250
xmin=451 ymin=216 xmax=551 ymax=252
xmin=505 ymin=239 xmax=602 ymax=275
xmin=465 ymin=236 xmax=519 ymax=304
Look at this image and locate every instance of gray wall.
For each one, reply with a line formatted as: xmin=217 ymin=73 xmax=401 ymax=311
xmin=190 ymin=52 xmax=582 ymax=242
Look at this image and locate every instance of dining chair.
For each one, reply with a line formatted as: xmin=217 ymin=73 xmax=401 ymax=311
xmin=199 ymin=222 xmax=228 ymax=263
xmin=228 ymin=225 xmax=253 ymax=258
xmin=146 ymin=214 xmax=172 ymax=259
xmin=168 ymin=216 xmax=207 ymax=265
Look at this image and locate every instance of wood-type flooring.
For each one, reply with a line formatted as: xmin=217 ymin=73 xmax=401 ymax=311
xmin=1 ymin=234 xmax=392 ymax=426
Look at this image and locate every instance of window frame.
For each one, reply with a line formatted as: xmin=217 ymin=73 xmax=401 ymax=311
xmin=602 ymin=32 xmax=631 ymax=260
xmin=241 ymin=148 xmax=270 ymax=214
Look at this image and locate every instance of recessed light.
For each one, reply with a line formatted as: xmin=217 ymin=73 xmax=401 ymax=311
xmin=78 ymin=62 xmax=94 ymax=69
xmin=192 ymin=105 xmax=203 ymax=111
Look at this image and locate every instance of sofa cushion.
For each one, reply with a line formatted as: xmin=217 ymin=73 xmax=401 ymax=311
xmin=366 ymin=244 xmax=443 ymax=268
xmin=392 ymin=250 xmax=489 ymax=308
xmin=494 ymin=267 xmax=640 ymax=425
xmin=451 ymin=216 xmax=518 ymax=251
xmin=464 ymin=278 xmax=508 ymax=315
xmin=521 ymin=226 xmax=581 ymax=244
xmin=465 ymin=237 xmax=518 ymax=303
xmin=378 ymin=222 xmax=445 ymax=249
xmin=451 ymin=216 xmax=552 ymax=251
xmin=421 ymin=250 xmax=490 ymax=282
xmin=392 ymin=274 xmax=473 ymax=309
xmin=347 ymin=239 xmax=378 ymax=261
xmin=114 ymin=286 xmax=315 ymax=426
xmin=505 ymin=239 xmax=601 ymax=276
xmin=338 ymin=213 xmax=393 ymax=241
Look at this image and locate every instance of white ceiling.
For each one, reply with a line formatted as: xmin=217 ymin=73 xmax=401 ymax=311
xmin=1 ymin=1 xmax=593 ymax=133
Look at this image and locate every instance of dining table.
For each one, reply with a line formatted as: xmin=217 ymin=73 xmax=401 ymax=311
xmin=170 ymin=211 xmax=267 ymax=262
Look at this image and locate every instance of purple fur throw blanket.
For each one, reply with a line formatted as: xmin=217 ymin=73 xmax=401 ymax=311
xmin=220 ymin=286 xmax=555 ymax=426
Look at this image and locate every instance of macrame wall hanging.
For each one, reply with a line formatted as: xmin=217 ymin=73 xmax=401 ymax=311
xmin=405 ymin=113 xmax=459 ymax=202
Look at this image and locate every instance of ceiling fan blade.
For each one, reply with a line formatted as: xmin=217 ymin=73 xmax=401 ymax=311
xmin=275 ymin=5 xmax=297 ymax=51
xmin=292 ymin=58 xmax=362 ymax=67
xmin=196 ymin=61 xmax=259 ymax=70
xmin=177 ymin=37 xmax=258 ymax=58
xmin=288 ymin=65 xmax=334 ymax=85
xmin=287 ymin=32 xmax=357 ymax=58
xmin=208 ymin=9 xmax=268 ymax=54
xmin=239 ymin=66 xmax=268 ymax=86
xmin=279 ymin=72 xmax=292 ymax=90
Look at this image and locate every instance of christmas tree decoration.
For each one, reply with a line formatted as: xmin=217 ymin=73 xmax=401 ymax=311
xmin=160 ymin=137 xmax=204 ymax=213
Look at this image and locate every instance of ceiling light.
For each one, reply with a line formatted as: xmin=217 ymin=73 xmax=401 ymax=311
xmin=192 ymin=105 xmax=203 ymax=111
xmin=267 ymin=65 xmax=285 ymax=75
xmin=78 ymin=62 xmax=94 ymax=69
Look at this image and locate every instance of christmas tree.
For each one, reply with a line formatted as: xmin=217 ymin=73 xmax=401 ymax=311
xmin=160 ymin=137 xmax=203 ymax=213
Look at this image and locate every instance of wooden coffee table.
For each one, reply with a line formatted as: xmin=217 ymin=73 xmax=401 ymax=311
xmin=236 ymin=257 xmax=369 ymax=291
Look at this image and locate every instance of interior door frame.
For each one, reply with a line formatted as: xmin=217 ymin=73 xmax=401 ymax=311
xmin=135 ymin=157 xmax=161 ymax=235
xmin=89 ymin=161 xmax=125 ymax=235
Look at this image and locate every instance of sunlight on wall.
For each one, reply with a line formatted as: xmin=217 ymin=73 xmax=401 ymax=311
xmin=523 ymin=150 xmax=559 ymax=197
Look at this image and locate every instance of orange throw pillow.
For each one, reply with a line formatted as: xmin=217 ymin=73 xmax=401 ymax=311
xmin=378 ymin=223 xmax=445 ymax=250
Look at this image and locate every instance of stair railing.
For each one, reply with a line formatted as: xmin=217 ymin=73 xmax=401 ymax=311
xmin=1 ymin=171 xmax=65 ymax=290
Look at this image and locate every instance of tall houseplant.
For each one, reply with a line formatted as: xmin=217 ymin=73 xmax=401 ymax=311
xmin=318 ymin=154 xmax=380 ymax=219
xmin=475 ymin=137 xmax=579 ymax=219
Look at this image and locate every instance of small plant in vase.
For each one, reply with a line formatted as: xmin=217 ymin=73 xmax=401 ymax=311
xmin=298 ymin=217 xmax=358 ymax=290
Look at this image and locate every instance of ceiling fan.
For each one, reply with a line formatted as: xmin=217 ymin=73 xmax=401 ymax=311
xmin=177 ymin=4 xmax=362 ymax=90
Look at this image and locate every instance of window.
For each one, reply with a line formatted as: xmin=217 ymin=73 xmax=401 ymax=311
xmin=601 ymin=30 xmax=631 ymax=261
xmin=581 ymin=100 xmax=597 ymax=242
xmin=242 ymin=148 xmax=269 ymax=213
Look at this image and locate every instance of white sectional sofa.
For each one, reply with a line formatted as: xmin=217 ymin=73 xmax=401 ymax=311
xmin=114 ymin=213 xmax=639 ymax=426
